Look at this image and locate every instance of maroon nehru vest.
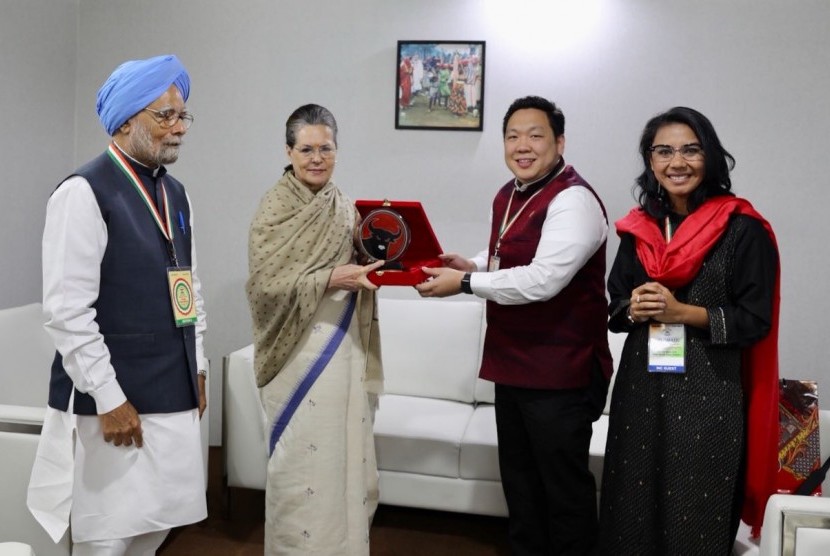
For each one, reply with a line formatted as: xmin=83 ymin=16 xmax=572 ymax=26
xmin=479 ymin=165 xmax=613 ymax=389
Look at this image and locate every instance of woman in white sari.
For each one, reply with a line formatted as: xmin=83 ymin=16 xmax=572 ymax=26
xmin=246 ymin=104 xmax=384 ymax=555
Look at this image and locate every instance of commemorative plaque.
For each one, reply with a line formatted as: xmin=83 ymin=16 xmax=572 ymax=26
xmin=355 ymin=200 xmax=443 ymax=286
xmin=357 ymin=207 xmax=411 ymax=267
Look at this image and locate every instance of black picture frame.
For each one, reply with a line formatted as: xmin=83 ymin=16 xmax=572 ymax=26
xmin=395 ymin=40 xmax=485 ymax=131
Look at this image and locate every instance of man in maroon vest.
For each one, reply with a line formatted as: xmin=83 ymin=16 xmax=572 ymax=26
xmin=417 ymin=96 xmax=613 ymax=555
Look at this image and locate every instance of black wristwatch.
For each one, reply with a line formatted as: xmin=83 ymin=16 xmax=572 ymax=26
xmin=460 ymin=272 xmax=473 ymax=294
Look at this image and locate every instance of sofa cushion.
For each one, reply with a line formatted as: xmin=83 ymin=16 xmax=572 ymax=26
xmin=460 ymin=404 xmax=500 ymax=481
xmin=474 ymin=378 xmax=495 ymax=404
xmin=378 ymin=470 xmax=508 ymax=517
xmin=374 ymin=393 xmax=473 ymax=479
xmin=460 ymin=406 xmax=610 ymax=486
xmin=378 ymin=298 xmax=483 ymax=404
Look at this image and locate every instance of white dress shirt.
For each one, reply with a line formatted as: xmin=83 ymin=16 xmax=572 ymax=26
xmin=469 ymin=185 xmax=608 ymax=305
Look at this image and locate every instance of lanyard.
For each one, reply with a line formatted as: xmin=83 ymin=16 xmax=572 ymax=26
xmin=495 ymin=188 xmax=545 ymax=255
xmin=495 ymin=165 xmax=565 ymax=255
xmin=107 ymin=143 xmax=179 ymax=265
xmin=664 ymin=216 xmax=674 ymax=243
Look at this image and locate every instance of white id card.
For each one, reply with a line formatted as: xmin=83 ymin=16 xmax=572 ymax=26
xmin=647 ymin=323 xmax=686 ymax=373
xmin=167 ymin=267 xmax=197 ymax=327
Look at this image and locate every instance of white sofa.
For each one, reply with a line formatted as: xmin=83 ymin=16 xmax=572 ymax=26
xmin=0 ymin=303 xmax=70 ymax=555
xmin=224 ymin=297 xmax=830 ymax=554
xmin=0 ymin=303 xmax=210 ymax=554
xmin=373 ymin=298 xmax=505 ymax=515
xmin=223 ymin=297 xmax=624 ymax=516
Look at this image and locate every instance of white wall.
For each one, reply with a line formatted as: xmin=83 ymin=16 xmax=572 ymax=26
xmin=3 ymin=0 xmax=830 ymax=442
xmin=0 ymin=0 xmax=77 ymax=307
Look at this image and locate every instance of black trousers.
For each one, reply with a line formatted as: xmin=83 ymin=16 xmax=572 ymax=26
xmin=495 ymin=375 xmax=605 ymax=556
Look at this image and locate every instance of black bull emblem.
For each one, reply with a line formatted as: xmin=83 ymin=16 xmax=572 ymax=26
xmin=363 ymin=220 xmax=403 ymax=260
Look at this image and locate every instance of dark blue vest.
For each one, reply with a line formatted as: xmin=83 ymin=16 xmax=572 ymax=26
xmin=48 ymin=151 xmax=199 ymax=415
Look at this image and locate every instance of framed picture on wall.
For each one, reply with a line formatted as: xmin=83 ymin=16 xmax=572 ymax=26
xmin=395 ymin=40 xmax=485 ymax=131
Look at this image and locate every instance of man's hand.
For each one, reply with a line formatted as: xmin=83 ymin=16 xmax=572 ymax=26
xmin=415 ymin=266 xmax=465 ymax=298
xmin=198 ymin=374 xmax=207 ymax=419
xmin=99 ymin=400 xmax=143 ymax=447
xmin=438 ymin=253 xmax=476 ymax=272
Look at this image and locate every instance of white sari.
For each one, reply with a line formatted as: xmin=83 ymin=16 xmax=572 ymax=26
xmin=247 ymin=171 xmax=382 ymax=555
xmin=260 ymin=289 xmax=379 ymax=555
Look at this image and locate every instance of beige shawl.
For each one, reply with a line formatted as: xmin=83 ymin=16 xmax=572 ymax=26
xmin=246 ymin=170 xmax=381 ymax=388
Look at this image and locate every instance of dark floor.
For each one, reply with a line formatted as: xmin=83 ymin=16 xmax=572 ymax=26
xmin=158 ymin=447 xmax=510 ymax=555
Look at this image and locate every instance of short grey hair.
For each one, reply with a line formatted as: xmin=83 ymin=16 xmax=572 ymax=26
xmin=285 ymin=104 xmax=338 ymax=148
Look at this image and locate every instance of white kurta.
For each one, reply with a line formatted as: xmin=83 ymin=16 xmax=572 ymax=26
xmin=27 ymin=172 xmax=207 ymax=543
xmin=260 ymin=289 xmax=378 ymax=556
xmin=29 ymin=408 xmax=206 ymax=543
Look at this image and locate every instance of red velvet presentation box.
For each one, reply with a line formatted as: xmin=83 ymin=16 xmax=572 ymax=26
xmin=355 ymin=200 xmax=443 ymax=286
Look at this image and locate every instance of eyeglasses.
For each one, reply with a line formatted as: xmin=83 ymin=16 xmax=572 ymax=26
xmin=293 ymin=145 xmax=336 ymax=160
xmin=143 ymin=108 xmax=194 ymax=130
xmin=649 ymin=143 xmax=704 ymax=162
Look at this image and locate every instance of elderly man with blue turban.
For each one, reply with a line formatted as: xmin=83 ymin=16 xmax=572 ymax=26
xmin=28 ymin=54 xmax=208 ymax=555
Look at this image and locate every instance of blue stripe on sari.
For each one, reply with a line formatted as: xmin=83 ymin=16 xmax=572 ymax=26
xmin=269 ymin=292 xmax=358 ymax=456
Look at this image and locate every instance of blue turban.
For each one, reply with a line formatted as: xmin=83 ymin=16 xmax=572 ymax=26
xmin=96 ymin=54 xmax=190 ymax=136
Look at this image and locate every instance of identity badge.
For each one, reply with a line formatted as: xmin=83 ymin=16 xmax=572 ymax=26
xmin=167 ymin=267 xmax=197 ymax=327
xmin=647 ymin=323 xmax=685 ymax=373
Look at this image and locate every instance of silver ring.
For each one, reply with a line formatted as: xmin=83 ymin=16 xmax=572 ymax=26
xmin=636 ymin=295 xmax=640 ymax=303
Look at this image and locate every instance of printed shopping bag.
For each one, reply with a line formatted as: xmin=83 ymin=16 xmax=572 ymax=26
xmin=777 ymin=379 xmax=823 ymax=496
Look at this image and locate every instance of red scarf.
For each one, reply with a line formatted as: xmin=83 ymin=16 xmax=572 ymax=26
xmin=616 ymin=196 xmax=780 ymax=537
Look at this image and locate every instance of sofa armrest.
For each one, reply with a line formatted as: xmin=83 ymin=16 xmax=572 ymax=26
xmin=0 ymin=405 xmax=46 ymax=427
xmin=0 ymin=431 xmax=71 ymax=555
xmin=0 ymin=543 xmax=36 ymax=556
xmin=759 ymin=494 xmax=830 ymax=555
xmin=222 ymin=345 xmax=268 ymax=490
